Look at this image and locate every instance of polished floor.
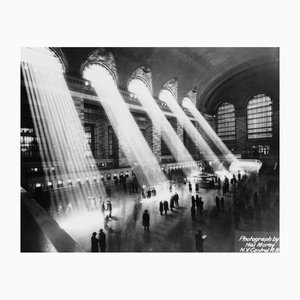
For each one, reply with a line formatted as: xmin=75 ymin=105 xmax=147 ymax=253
xmin=21 ymin=174 xmax=279 ymax=252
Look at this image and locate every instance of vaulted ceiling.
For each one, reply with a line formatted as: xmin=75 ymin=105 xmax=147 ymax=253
xmin=60 ymin=47 xmax=279 ymax=112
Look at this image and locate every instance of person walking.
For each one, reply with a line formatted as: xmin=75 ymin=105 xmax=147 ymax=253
xmin=152 ymin=187 xmax=156 ymax=196
xmin=98 ymin=229 xmax=106 ymax=252
xmin=142 ymin=186 xmax=146 ymax=198
xmin=159 ymin=201 xmax=164 ymax=215
xmin=174 ymin=192 xmax=179 ymax=207
xmin=195 ymin=230 xmax=206 ymax=252
xmin=191 ymin=196 xmax=196 ymax=207
xmin=101 ymin=200 xmax=106 ymax=216
xmin=91 ymin=232 xmax=99 ymax=252
xmin=106 ymin=200 xmax=112 ymax=218
xmin=233 ymin=174 xmax=237 ymax=184
xmin=142 ymin=210 xmax=150 ymax=232
xmin=218 ymin=177 xmax=221 ymax=189
xmin=199 ymin=197 xmax=204 ymax=214
xmin=170 ymin=196 xmax=175 ymax=212
xmin=163 ymin=200 xmax=169 ymax=215
xmin=189 ymin=181 xmax=192 ymax=192
xmin=196 ymin=195 xmax=201 ymax=210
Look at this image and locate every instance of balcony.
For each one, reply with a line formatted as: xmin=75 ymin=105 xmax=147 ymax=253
xmin=64 ymin=74 xmax=193 ymax=117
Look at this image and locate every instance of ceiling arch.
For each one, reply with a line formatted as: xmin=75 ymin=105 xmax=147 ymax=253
xmin=56 ymin=47 xmax=279 ymax=110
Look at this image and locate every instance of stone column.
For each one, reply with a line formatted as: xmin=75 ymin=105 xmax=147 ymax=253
xmin=145 ymin=116 xmax=161 ymax=163
xmin=235 ymin=108 xmax=247 ymax=157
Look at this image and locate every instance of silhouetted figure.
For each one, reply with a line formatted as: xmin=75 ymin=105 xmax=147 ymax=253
xmin=159 ymin=201 xmax=164 ymax=215
xmin=199 ymin=197 xmax=204 ymax=214
xmin=142 ymin=210 xmax=150 ymax=231
xmin=152 ymin=187 xmax=156 ymax=196
xmin=225 ymin=176 xmax=229 ymax=185
xmin=106 ymin=200 xmax=112 ymax=218
xmin=147 ymin=189 xmax=151 ymax=198
xmin=196 ymin=195 xmax=201 ymax=210
xmin=195 ymin=230 xmax=206 ymax=252
xmin=101 ymin=200 xmax=106 ymax=216
xmin=220 ymin=196 xmax=225 ymax=210
xmin=91 ymin=232 xmax=99 ymax=252
xmin=218 ymin=177 xmax=221 ymax=189
xmin=238 ymin=172 xmax=241 ymax=181
xmin=195 ymin=183 xmax=199 ymax=193
xmin=232 ymin=174 xmax=237 ymax=184
xmin=163 ymin=200 xmax=169 ymax=215
xmin=191 ymin=196 xmax=196 ymax=207
xmin=174 ymin=192 xmax=179 ymax=207
xmin=215 ymin=196 xmax=220 ymax=210
xmin=191 ymin=205 xmax=196 ymax=221
xmin=170 ymin=196 xmax=175 ymax=211
xmin=98 ymin=229 xmax=106 ymax=252
xmin=142 ymin=186 xmax=146 ymax=198
xmin=189 ymin=182 xmax=192 ymax=192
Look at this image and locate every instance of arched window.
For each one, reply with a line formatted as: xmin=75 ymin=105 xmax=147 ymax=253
xmin=21 ymin=47 xmax=66 ymax=74
xmin=216 ymin=102 xmax=236 ymax=141
xmin=247 ymin=94 xmax=272 ymax=139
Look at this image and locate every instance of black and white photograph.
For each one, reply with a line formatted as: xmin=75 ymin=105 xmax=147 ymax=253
xmin=20 ymin=47 xmax=279 ymax=253
xmin=1 ymin=1 xmax=299 ymax=299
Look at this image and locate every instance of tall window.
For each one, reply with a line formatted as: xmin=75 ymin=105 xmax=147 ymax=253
xmin=108 ymin=126 xmax=113 ymax=157
xmin=84 ymin=124 xmax=95 ymax=155
xmin=247 ymin=94 xmax=272 ymax=139
xmin=20 ymin=128 xmax=39 ymax=158
xmin=216 ymin=102 xmax=236 ymax=141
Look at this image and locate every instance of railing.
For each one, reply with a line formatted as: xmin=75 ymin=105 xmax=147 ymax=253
xmin=22 ymin=73 xmax=194 ymax=118
xmin=64 ymin=75 xmax=193 ymax=116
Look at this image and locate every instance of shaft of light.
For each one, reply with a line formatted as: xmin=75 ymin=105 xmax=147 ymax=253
xmin=128 ymin=79 xmax=198 ymax=177
xmin=160 ymin=89 xmax=230 ymax=176
xmin=21 ymin=48 xmax=107 ymax=214
xmin=83 ymin=64 xmax=167 ymax=189
xmin=183 ymin=97 xmax=237 ymax=165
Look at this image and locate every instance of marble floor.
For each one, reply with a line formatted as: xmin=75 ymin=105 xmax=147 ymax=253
xmin=21 ymin=174 xmax=279 ymax=252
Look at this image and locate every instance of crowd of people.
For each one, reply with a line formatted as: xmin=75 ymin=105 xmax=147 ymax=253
xmin=141 ymin=186 xmax=156 ymax=198
xmin=87 ymin=168 xmax=278 ymax=252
